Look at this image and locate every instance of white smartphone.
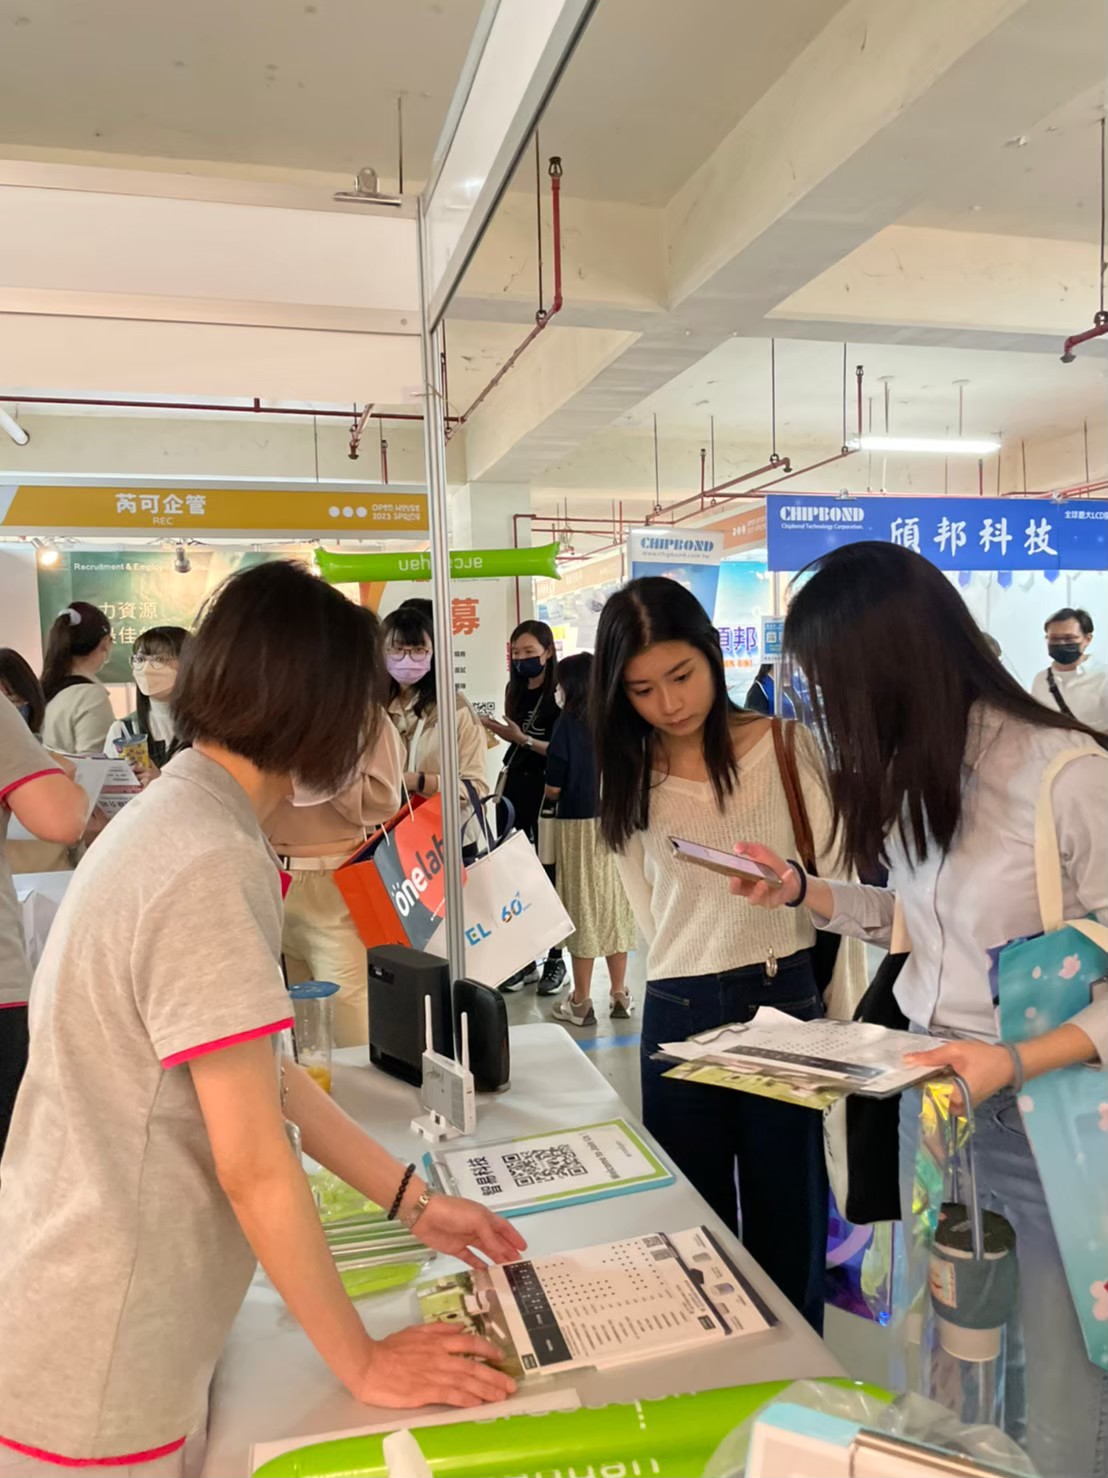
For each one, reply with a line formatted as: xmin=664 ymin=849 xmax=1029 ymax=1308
xmin=669 ymin=837 xmax=783 ymax=885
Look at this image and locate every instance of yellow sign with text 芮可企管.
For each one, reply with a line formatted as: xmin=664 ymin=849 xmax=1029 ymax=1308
xmin=0 ymin=485 xmax=429 ymax=536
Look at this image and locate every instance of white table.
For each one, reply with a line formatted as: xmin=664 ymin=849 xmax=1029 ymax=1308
xmin=203 ymin=1025 xmax=842 ymax=1476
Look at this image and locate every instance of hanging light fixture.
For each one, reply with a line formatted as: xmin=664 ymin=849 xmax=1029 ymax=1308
xmin=849 ymin=434 xmax=1001 ymax=456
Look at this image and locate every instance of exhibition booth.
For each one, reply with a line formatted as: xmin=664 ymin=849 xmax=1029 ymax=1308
xmin=3 ymin=3 xmax=1107 ymax=1477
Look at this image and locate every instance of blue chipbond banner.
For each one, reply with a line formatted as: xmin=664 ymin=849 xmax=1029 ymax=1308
xmin=628 ymin=527 xmax=724 ymax=617
xmin=765 ymin=496 xmax=1108 ymax=573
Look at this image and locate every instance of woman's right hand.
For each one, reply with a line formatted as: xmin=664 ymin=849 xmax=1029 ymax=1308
xmin=350 ymin=1322 xmax=516 ymax=1410
xmin=729 ymin=843 xmax=802 ymax=909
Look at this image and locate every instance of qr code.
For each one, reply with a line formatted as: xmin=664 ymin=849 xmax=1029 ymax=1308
xmin=473 ymin=701 xmax=497 ymax=718
xmin=502 ymin=1144 xmax=588 ymax=1187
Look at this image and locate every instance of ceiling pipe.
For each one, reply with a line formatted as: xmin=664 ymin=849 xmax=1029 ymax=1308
xmin=744 ymin=365 xmax=865 ymax=495
xmin=452 ymin=156 xmax=564 ymax=434
xmin=347 ymin=402 xmax=377 ymax=460
xmin=1 ymin=395 xmax=454 ymax=426
xmin=1061 ymin=117 xmax=1107 ymax=362
xmin=0 ymin=408 xmax=29 ymax=446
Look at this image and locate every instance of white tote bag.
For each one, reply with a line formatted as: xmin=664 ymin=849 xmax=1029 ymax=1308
xmin=424 ymin=829 xmax=571 ymax=987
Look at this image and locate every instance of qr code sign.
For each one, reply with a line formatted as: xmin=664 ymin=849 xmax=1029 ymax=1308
xmin=502 ymin=1144 xmax=588 ymax=1187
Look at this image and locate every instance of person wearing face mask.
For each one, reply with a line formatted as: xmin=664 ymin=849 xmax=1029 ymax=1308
xmin=483 ymin=621 xmax=566 ymax=995
xmin=0 ymin=650 xmax=46 ymax=737
xmin=1031 ymin=606 xmax=1108 ymax=731
xmin=382 ymin=608 xmax=488 ymax=811
xmin=41 ymin=603 xmax=116 ymax=755
xmin=105 ymin=627 xmax=190 ymax=780
xmin=266 ymin=631 xmax=403 ymax=1049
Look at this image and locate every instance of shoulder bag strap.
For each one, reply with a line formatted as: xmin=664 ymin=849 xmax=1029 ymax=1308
xmin=1034 ymin=745 xmax=1108 ymax=950
xmin=405 ymin=713 xmax=428 ymax=772
xmin=1045 ymin=669 xmax=1074 ymax=718
xmin=771 ymin=717 xmax=817 ymax=873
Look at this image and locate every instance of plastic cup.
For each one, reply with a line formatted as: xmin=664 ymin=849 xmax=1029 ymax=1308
xmin=289 ymin=980 xmax=340 ymax=1094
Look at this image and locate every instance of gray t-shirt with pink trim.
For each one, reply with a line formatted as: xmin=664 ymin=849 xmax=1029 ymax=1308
xmin=0 ymin=748 xmax=292 ymax=1463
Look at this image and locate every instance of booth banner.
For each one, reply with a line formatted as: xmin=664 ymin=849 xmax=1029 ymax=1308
xmin=37 ymin=548 xmax=287 ymax=684
xmin=766 ymin=495 xmax=1108 ymax=573
xmin=628 ymin=528 xmax=723 ymax=615
xmin=711 ymin=560 xmax=771 ymax=701
xmin=0 ymin=484 xmax=428 ymax=536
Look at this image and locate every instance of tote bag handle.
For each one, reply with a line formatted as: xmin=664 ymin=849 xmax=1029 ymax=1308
xmin=1033 ymin=747 xmax=1108 ymax=950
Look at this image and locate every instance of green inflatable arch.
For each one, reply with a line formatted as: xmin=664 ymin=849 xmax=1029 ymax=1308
xmin=315 ymin=543 xmax=560 ymax=584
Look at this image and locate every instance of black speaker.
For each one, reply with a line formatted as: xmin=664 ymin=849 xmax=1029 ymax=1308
xmin=367 ymin=946 xmax=452 ymax=1086
xmin=453 ymin=978 xmax=510 ymax=1094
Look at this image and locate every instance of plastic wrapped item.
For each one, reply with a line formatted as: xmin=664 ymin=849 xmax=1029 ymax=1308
xmin=702 ymin=1379 xmax=1037 ymax=1478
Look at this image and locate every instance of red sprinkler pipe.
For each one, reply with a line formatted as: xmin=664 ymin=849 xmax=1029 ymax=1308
xmin=455 ymin=157 xmax=564 ymax=430
xmin=347 ymin=402 xmax=376 ymax=460
xmin=646 ymin=458 xmax=791 ymax=524
xmin=746 ymin=365 xmax=865 ymax=495
xmin=1060 ymin=314 xmax=1108 ymax=363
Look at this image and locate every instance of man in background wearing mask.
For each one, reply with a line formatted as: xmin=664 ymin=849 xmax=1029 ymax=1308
xmin=266 ymin=717 xmax=402 ymax=1047
xmin=1031 ymin=606 xmax=1108 ymax=730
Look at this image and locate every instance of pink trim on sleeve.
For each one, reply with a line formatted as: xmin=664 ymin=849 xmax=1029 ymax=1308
xmin=0 ymin=767 xmax=61 ymax=805
xmin=160 ymin=1016 xmax=293 ymax=1069
xmin=0 ymin=1434 xmax=185 ymax=1468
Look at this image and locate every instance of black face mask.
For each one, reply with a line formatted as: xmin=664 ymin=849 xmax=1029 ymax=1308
xmin=1048 ymin=642 xmax=1083 ymax=666
xmin=512 ymin=656 xmax=545 ymax=680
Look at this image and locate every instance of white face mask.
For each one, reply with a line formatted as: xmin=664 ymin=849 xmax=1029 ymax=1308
xmin=288 ymin=778 xmax=344 ymax=809
xmin=134 ymin=667 xmax=177 ymax=699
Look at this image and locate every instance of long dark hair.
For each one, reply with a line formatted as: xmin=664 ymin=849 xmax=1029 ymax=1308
xmin=785 ymin=542 xmax=1108 ymax=874
xmin=557 ymin=651 xmax=592 ymax=721
xmin=131 ymin=626 xmax=189 ymax=737
xmin=41 ymin=601 xmax=112 ymax=701
xmin=0 ymin=648 xmax=46 ymax=734
xmin=505 ymin=619 xmax=558 ymax=722
xmin=382 ymin=606 xmax=437 ymax=718
xmin=173 ymin=561 xmax=385 ymax=790
xmin=593 ymin=577 xmax=741 ymax=852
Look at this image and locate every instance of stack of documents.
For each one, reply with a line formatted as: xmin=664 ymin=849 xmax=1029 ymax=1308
xmin=660 ymin=1006 xmax=942 ymax=1104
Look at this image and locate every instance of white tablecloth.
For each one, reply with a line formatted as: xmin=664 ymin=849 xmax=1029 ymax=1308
xmin=203 ymin=1024 xmax=842 ymax=1476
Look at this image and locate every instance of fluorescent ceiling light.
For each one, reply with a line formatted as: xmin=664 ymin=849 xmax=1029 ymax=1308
xmin=851 ymin=434 xmax=1000 ymax=456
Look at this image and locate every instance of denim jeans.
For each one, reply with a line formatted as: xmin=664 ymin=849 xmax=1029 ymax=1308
xmin=640 ymin=951 xmax=829 ymax=1332
xmin=899 ymin=1086 xmax=1108 ymax=1478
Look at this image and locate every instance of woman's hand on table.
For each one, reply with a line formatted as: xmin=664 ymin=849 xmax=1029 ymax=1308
xmin=353 ymin=1323 xmax=515 ymax=1409
xmin=482 ymin=714 xmax=526 ymax=747
xmin=904 ymin=1039 xmax=1016 ymax=1113
xmin=411 ymin=1193 xmax=527 ymax=1271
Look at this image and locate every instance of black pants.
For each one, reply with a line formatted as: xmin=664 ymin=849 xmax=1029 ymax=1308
xmin=0 ymin=1004 xmax=29 ymax=1162
xmin=640 ymin=951 xmax=829 ymax=1332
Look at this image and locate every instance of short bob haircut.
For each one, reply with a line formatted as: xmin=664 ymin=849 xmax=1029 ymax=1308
xmin=382 ymin=605 xmax=437 ymax=718
xmin=173 ymin=560 xmax=385 ymax=790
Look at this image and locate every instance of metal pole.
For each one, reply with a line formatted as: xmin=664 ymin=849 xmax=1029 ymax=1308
xmin=417 ymin=205 xmax=467 ymax=983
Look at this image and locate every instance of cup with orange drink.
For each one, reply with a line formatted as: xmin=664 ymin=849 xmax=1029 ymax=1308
xmin=288 ymin=980 xmax=340 ymax=1095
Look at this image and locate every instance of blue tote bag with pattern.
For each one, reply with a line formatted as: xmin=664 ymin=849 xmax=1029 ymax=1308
xmin=997 ymin=747 xmax=1108 ymax=1372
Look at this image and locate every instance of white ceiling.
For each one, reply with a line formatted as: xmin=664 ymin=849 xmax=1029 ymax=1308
xmin=0 ymin=0 xmax=482 ymax=180
xmin=623 ymin=336 xmax=1108 ymax=443
xmin=904 ymin=84 xmax=1108 ymax=244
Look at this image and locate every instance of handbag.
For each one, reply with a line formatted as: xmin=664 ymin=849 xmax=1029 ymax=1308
xmin=995 ymin=746 xmax=1108 ymax=1370
xmin=770 ymin=718 xmax=841 ymax=995
xmin=824 ymin=949 xmax=909 ymax=1224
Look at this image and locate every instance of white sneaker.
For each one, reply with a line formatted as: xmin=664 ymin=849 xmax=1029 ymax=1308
xmin=552 ymin=997 xmax=596 ymax=1028
xmin=610 ymin=991 xmax=634 ymax=1019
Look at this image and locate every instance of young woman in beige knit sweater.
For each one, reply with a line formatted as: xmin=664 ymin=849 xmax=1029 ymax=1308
xmin=593 ymin=576 xmax=844 ymax=1333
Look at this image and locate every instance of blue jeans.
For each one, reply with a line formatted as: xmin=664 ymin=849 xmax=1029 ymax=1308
xmin=899 ymin=1086 xmax=1108 ymax=1478
xmin=640 ymin=951 xmax=829 ymax=1332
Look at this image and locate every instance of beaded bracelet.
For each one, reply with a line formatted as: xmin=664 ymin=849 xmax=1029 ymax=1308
xmin=388 ymin=1163 xmax=417 ymax=1222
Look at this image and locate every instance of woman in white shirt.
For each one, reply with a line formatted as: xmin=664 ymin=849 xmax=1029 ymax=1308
xmin=734 ymin=542 xmax=1107 ymax=1478
xmin=382 ymin=606 xmax=489 ymax=809
xmin=41 ymin=603 xmax=115 ymax=755
xmin=592 ymin=576 xmax=860 ymax=1334
xmin=105 ymin=626 xmax=190 ymax=776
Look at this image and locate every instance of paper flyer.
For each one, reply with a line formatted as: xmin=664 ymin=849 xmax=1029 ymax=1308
xmin=417 ymin=1226 xmax=775 ymax=1382
xmin=424 ymin=1119 xmax=673 ymax=1216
